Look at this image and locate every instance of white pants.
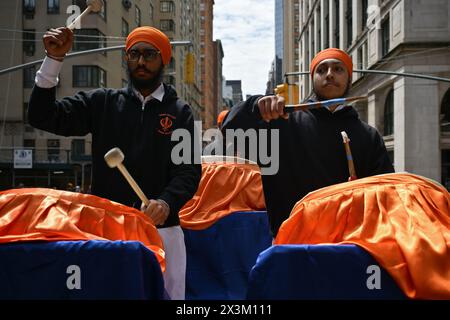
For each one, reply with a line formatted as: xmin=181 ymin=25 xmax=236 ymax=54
xmin=157 ymin=226 xmax=186 ymax=300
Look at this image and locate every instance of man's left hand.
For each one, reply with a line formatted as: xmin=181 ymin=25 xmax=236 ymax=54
xmin=141 ymin=199 xmax=170 ymax=226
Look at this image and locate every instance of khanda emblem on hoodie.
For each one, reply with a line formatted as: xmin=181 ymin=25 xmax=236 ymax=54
xmin=158 ymin=113 xmax=176 ymax=135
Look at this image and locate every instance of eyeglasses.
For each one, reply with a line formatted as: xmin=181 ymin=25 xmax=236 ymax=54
xmin=127 ymin=49 xmax=161 ymax=62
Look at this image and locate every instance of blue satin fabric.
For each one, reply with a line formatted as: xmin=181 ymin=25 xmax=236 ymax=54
xmin=0 ymin=240 xmax=165 ymax=300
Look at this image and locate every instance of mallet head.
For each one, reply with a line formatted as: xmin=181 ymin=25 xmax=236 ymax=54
xmin=104 ymin=147 xmax=124 ymax=168
xmin=86 ymin=0 xmax=104 ymax=13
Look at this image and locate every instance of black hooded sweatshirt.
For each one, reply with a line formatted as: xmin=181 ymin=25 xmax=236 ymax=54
xmin=28 ymin=83 xmax=201 ymax=228
xmin=222 ymin=95 xmax=394 ymax=236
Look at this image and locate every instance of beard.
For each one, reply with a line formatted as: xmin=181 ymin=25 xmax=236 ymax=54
xmin=128 ymin=64 xmax=165 ymax=91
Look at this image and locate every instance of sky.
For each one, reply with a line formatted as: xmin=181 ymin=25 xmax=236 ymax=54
xmin=213 ymin=0 xmax=274 ymax=98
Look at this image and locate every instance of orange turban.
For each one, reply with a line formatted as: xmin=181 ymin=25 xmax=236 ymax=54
xmin=125 ymin=26 xmax=172 ymax=65
xmin=217 ymin=110 xmax=229 ymax=127
xmin=310 ymin=48 xmax=353 ymax=79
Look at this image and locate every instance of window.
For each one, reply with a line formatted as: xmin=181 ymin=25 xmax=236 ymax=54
xmin=24 ymin=139 xmax=35 ymax=148
xmin=99 ymin=0 xmax=106 ymax=20
xmin=440 ymin=89 xmax=450 ymax=132
xmin=23 ymin=66 xmax=36 ymax=88
xmin=362 ymin=0 xmax=368 ymax=30
xmin=164 ymin=75 xmax=176 ymax=87
xmin=23 ymin=103 xmax=29 ymax=124
xmin=334 ymin=0 xmax=340 ymax=47
xmin=73 ymin=66 xmax=106 ymax=87
xmin=149 ymin=4 xmax=153 ymax=19
xmin=387 ymin=150 xmax=394 ymax=168
xmin=167 ymin=57 xmax=175 ymax=72
xmin=73 ymin=29 xmax=106 ymax=52
xmin=362 ymin=42 xmax=368 ymax=69
xmin=23 ymin=30 xmax=35 ymax=56
xmin=72 ymin=0 xmax=87 ymax=10
xmin=441 ymin=150 xmax=450 ymax=191
xmin=384 ymin=89 xmax=394 ymax=136
xmin=122 ymin=51 xmax=127 ymax=68
xmin=160 ymin=20 xmax=175 ymax=32
xmin=346 ymin=0 xmax=353 ymax=48
xmin=381 ymin=17 xmax=390 ymax=56
xmin=135 ymin=6 xmax=141 ymax=26
xmin=23 ymin=0 xmax=35 ymax=10
xmin=358 ymin=46 xmax=363 ymax=70
xmin=47 ymin=0 xmax=59 ymax=14
xmin=23 ymin=0 xmax=36 ymax=18
xmin=122 ymin=19 xmax=129 ymax=37
xmin=324 ymin=10 xmax=329 ymax=48
xmin=161 ymin=1 xmax=175 ymax=13
xmin=47 ymin=139 xmax=60 ymax=162
xmin=71 ymin=139 xmax=85 ymax=157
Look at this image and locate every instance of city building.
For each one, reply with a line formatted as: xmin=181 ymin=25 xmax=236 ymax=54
xmin=225 ymin=80 xmax=243 ymax=106
xmin=0 ymin=0 xmax=222 ymax=191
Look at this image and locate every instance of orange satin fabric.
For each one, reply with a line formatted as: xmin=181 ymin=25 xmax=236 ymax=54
xmin=179 ymin=160 xmax=266 ymax=230
xmin=0 ymin=188 xmax=165 ymax=271
xmin=275 ymin=173 xmax=450 ymax=299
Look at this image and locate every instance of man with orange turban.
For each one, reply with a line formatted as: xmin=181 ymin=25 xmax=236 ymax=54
xmin=217 ymin=110 xmax=230 ymax=129
xmin=222 ymin=48 xmax=394 ymax=236
xmin=28 ymin=26 xmax=201 ymax=299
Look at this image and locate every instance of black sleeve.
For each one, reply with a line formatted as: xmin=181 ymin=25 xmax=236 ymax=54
xmin=369 ymin=131 xmax=395 ymax=175
xmin=28 ymin=84 xmax=103 ymax=137
xmin=221 ymin=95 xmax=264 ymax=131
xmin=158 ymin=104 xmax=202 ymax=217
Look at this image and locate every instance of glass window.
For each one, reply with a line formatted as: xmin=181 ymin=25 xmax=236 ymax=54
xmin=135 ymin=6 xmax=141 ymax=26
xmin=73 ymin=29 xmax=106 ymax=52
xmin=23 ymin=29 xmax=35 ymax=56
xmin=23 ymin=66 xmax=36 ymax=88
xmin=24 ymin=139 xmax=35 ymax=148
xmin=73 ymin=66 xmax=106 ymax=88
xmin=161 ymin=1 xmax=175 ymax=13
xmin=149 ymin=4 xmax=153 ymax=19
xmin=23 ymin=103 xmax=29 ymax=124
xmin=23 ymin=0 xmax=36 ymax=18
xmin=334 ymin=0 xmax=340 ymax=46
xmin=346 ymin=0 xmax=353 ymax=48
xmin=99 ymin=0 xmax=106 ymax=20
xmin=381 ymin=17 xmax=390 ymax=56
xmin=47 ymin=139 xmax=60 ymax=162
xmin=71 ymin=139 xmax=85 ymax=157
xmin=167 ymin=57 xmax=175 ymax=72
xmin=72 ymin=0 xmax=87 ymax=11
xmin=362 ymin=0 xmax=368 ymax=30
xmin=47 ymin=0 xmax=59 ymax=14
xmin=441 ymin=150 xmax=450 ymax=191
xmin=122 ymin=19 xmax=129 ymax=37
xmin=23 ymin=0 xmax=36 ymax=9
xmin=160 ymin=20 xmax=175 ymax=32
xmin=384 ymin=89 xmax=394 ymax=136
xmin=440 ymin=89 xmax=450 ymax=132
